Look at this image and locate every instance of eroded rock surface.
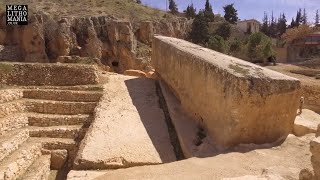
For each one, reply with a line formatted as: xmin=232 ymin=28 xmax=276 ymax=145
xmin=294 ymin=109 xmax=320 ymax=136
xmin=152 ymin=36 xmax=301 ymax=148
xmin=73 ymin=74 xmax=176 ymax=169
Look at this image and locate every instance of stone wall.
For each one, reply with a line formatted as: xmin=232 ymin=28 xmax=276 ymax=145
xmin=0 ymin=89 xmax=27 ymax=135
xmin=0 ymin=62 xmax=99 ymax=86
xmin=152 ymin=36 xmax=301 ymax=148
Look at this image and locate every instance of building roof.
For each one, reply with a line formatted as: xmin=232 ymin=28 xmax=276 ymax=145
xmin=237 ymin=19 xmax=261 ymax=24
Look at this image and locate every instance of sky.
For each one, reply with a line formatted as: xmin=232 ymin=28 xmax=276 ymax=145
xmin=141 ymin=0 xmax=319 ymax=23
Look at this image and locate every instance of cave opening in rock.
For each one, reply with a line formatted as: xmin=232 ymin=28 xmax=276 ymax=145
xmin=112 ymin=61 xmax=119 ymax=67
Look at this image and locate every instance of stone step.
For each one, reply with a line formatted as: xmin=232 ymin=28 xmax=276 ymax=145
xmin=0 ymin=128 xmax=29 ymax=162
xmin=19 ymin=85 xmax=104 ymax=91
xmin=0 ymin=89 xmax=23 ymax=104
xmin=19 ymin=155 xmax=51 ymax=180
xmin=0 ymin=100 xmax=25 ymax=118
xmin=27 ymin=113 xmax=92 ymax=127
xmin=28 ymin=125 xmax=84 ymax=139
xmin=25 ymin=99 xmax=97 ymax=115
xmin=0 ymin=140 xmax=42 ymax=180
xmin=0 ymin=113 xmax=28 ymax=135
xmin=23 ymin=89 xmax=103 ymax=102
xmin=30 ymin=137 xmax=77 ymax=151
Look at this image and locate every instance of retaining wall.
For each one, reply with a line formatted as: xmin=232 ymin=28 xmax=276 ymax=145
xmin=0 ymin=62 xmax=99 ymax=86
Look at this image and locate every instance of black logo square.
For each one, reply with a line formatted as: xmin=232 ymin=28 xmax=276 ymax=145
xmin=6 ymin=5 xmax=28 ymax=25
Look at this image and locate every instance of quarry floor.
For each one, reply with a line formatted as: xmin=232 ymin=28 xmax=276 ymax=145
xmin=66 ymin=70 xmax=319 ymax=180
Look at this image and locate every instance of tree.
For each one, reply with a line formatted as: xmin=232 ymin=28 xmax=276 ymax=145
xmin=215 ymin=22 xmax=231 ymax=40
xmin=168 ymin=0 xmax=178 ymax=14
xmin=261 ymin=12 xmax=269 ymax=36
xmin=189 ymin=10 xmax=209 ymax=45
xmin=315 ymin=10 xmax=319 ymax=25
xmin=185 ymin=4 xmax=196 ymax=19
xmin=281 ymin=24 xmax=313 ymax=44
xmin=247 ymin=32 xmax=273 ymax=63
xmin=269 ymin=12 xmax=277 ymax=37
xmin=136 ymin=0 xmax=141 ymax=4
xmin=302 ymin=8 xmax=307 ymax=25
xmin=290 ymin=18 xmax=296 ymax=28
xmin=204 ymin=0 xmax=214 ymax=22
xmin=223 ymin=3 xmax=239 ymax=24
xmin=295 ymin=9 xmax=303 ymax=27
xmin=208 ymin=35 xmax=227 ymax=53
xmin=205 ymin=0 xmax=213 ymax=12
xmin=277 ymin=13 xmax=287 ymax=37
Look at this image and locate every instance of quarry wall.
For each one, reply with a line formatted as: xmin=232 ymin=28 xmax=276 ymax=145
xmin=152 ymin=36 xmax=302 ymax=148
xmin=0 ymin=62 xmax=99 ymax=86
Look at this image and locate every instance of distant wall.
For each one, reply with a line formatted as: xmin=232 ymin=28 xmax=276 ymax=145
xmin=275 ymin=47 xmax=287 ymax=63
xmin=152 ymin=36 xmax=301 ymax=148
xmin=0 ymin=62 xmax=99 ymax=86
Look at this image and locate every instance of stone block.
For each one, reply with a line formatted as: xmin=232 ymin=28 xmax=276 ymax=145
xmin=152 ymin=36 xmax=301 ymax=148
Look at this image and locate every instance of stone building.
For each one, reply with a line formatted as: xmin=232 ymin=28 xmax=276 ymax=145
xmin=236 ymin=19 xmax=260 ymax=34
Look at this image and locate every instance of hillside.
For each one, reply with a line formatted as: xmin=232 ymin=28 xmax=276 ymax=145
xmin=0 ymin=0 xmax=177 ymax=22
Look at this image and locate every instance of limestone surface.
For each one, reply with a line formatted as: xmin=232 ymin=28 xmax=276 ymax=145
xmin=311 ymin=137 xmax=320 ymax=179
xmin=294 ymin=109 xmax=320 ymax=136
xmin=152 ymin=35 xmax=301 ymax=148
xmin=72 ymin=134 xmax=314 ymax=180
xmin=73 ymin=74 xmax=176 ymax=169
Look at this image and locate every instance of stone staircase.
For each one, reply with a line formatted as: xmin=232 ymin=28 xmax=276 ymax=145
xmin=0 ymin=87 xmax=102 ymax=179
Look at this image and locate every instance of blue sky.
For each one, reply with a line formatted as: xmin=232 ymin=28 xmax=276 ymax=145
xmin=141 ymin=0 xmax=319 ymax=23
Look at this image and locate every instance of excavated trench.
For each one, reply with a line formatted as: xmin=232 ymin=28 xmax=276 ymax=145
xmin=47 ymin=78 xmax=185 ymax=179
xmin=0 ymin=77 xmax=186 ymax=180
xmin=155 ymin=81 xmax=185 ymax=160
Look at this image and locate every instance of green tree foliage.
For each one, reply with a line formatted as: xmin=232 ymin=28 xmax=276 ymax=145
xmin=229 ymin=38 xmax=242 ymax=53
xmin=277 ymin=13 xmax=287 ymax=37
xmin=204 ymin=0 xmax=214 ymax=22
xmin=315 ymin=10 xmax=319 ymax=25
xmin=290 ymin=18 xmax=296 ymax=28
xmin=208 ymin=35 xmax=227 ymax=53
xmin=223 ymin=4 xmax=239 ymax=24
xmin=168 ymin=0 xmax=178 ymax=14
xmin=247 ymin=32 xmax=274 ymax=62
xmin=302 ymin=8 xmax=307 ymax=25
xmin=185 ymin=3 xmax=196 ymax=19
xmin=261 ymin=12 xmax=269 ymax=36
xmin=215 ymin=22 xmax=231 ymax=40
xmin=295 ymin=8 xmax=303 ymax=27
xmin=189 ymin=10 xmax=209 ymax=45
xmin=269 ymin=12 xmax=277 ymax=37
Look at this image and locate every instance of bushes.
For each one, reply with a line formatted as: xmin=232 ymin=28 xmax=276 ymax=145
xmin=208 ymin=35 xmax=227 ymax=53
xmin=247 ymin=32 xmax=274 ymax=63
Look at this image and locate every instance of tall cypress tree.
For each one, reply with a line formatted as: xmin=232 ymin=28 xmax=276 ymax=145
xmin=277 ymin=13 xmax=287 ymax=37
xmin=204 ymin=0 xmax=214 ymax=22
xmin=295 ymin=8 xmax=303 ymax=27
xmin=185 ymin=3 xmax=196 ymax=19
xmin=269 ymin=11 xmax=277 ymax=37
xmin=189 ymin=10 xmax=209 ymax=45
xmin=302 ymin=8 xmax=307 ymax=24
xmin=168 ymin=0 xmax=178 ymax=14
xmin=261 ymin=12 xmax=269 ymax=36
xmin=316 ymin=10 xmax=320 ymax=25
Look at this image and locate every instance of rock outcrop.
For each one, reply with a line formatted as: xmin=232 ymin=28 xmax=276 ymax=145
xmin=0 ymin=13 xmax=190 ymax=73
